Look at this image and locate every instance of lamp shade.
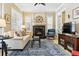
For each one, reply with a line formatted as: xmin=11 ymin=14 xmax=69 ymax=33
xmin=21 ymin=25 xmax=26 ymax=28
xmin=0 ymin=19 xmax=6 ymax=27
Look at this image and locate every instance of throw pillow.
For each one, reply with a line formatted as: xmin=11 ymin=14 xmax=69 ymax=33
xmin=21 ymin=28 xmax=26 ymax=36
xmin=15 ymin=32 xmax=22 ymax=37
xmin=21 ymin=30 xmax=26 ymax=36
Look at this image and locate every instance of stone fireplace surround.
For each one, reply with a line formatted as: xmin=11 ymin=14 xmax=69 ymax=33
xmin=33 ymin=25 xmax=45 ymax=38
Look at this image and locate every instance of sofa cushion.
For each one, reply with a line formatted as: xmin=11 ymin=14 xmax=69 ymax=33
xmin=13 ymin=35 xmax=30 ymax=41
xmin=4 ymin=34 xmax=30 ymax=50
xmin=13 ymin=36 xmax=23 ymax=40
xmin=5 ymin=31 xmax=14 ymax=38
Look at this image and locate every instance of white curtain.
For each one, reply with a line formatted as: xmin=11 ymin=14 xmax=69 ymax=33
xmin=47 ymin=15 xmax=53 ymax=29
xmin=11 ymin=8 xmax=22 ymax=32
xmin=25 ymin=16 xmax=32 ymax=32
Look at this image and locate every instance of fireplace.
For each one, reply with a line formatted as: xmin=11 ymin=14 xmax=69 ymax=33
xmin=33 ymin=25 xmax=45 ymax=38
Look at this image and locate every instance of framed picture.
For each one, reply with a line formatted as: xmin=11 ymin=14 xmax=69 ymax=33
xmin=73 ymin=7 xmax=79 ymax=19
xmin=4 ymin=14 xmax=11 ymax=24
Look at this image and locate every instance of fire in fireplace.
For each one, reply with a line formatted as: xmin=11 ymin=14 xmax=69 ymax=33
xmin=37 ymin=32 xmax=42 ymax=35
xmin=33 ymin=25 xmax=45 ymax=38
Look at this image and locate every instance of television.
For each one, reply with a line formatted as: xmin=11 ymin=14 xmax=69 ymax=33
xmin=62 ymin=22 xmax=75 ymax=34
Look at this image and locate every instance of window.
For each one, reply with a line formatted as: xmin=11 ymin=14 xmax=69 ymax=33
xmin=47 ymin=15 xmax=53 ymax=29
xmin=25 ymin=16 xmax=32 ymax=32
xmin=11 ymin=8 xmax=22 ymax=32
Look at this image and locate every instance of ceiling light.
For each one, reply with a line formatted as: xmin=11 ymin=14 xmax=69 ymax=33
xmin=34 ymin=3 xmax=46 ymax=6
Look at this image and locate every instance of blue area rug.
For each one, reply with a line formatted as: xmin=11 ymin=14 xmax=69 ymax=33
xmin=9 ymin=39 xmax=70 ymax=56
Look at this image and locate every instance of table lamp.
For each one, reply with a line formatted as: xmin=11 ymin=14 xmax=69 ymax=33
xmin=21 ymin=25 xmax=26 ymax=29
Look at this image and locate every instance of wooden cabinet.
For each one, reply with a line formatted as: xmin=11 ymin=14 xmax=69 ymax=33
xmin=58 ymin=33 xmax=79 ymax=52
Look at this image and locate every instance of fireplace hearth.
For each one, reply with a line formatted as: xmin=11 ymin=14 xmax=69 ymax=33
xmin=33 ymin=25 xmax=45 ymax=38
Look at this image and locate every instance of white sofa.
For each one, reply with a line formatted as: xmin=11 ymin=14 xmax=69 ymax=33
xmin=4 ymin=31 xmax=30 ymax=50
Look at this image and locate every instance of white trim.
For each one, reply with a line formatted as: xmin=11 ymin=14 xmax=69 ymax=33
xmin=56 ymin=3 xmax=65 ymax=12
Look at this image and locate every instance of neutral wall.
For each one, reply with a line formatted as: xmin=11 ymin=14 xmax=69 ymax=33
xmin=0 ymin=3 xmax=56 ymax=32
xmin=57 ymin=3 xmax=79 ymax=23
xmin=23 ymin=12 xmax=56 ymax=28
xmin=56 ymin=3 xmax=79 ymax=34
xmin=4 ymin=3 xmax=12 ymax=32
xmin=3 ymin=3 xmax=22 ymax=32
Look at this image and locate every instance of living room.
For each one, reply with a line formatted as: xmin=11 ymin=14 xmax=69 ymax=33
xmin=0 ymin=3 xmax=79 ymax=56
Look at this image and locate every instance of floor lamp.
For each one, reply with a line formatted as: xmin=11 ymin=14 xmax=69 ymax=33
xmin=0 ymin=19 xmax=6 ymax=56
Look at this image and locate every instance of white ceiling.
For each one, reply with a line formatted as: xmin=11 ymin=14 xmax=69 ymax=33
xmin=15 ymin=3 xmax=62 ymax=12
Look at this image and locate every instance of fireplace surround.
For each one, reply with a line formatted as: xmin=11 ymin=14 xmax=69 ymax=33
xmin=33 ymin=25 xmax=45 ymax=38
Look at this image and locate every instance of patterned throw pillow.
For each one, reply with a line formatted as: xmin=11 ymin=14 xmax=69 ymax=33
xmin=21 ymin=31 xmax=26 ymax=36
xmin=15 ymin=32 xmax=22 ymax=37
xmin=21 ymin=28 xmax=26 ymax=36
